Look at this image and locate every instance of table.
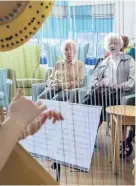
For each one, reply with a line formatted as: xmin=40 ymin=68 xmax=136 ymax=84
xmin=106 ymin=105 xmax=136 ymax=175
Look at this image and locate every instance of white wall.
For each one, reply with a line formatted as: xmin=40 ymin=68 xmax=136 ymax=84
xmin=113 ymin=0 xmax=136 ymax=37
xmin=69 ymin=0 xmax=114 ymax=6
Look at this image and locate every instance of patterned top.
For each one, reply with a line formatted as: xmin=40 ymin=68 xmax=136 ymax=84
xmin=46 ymin=59 xmax=84 ymax=89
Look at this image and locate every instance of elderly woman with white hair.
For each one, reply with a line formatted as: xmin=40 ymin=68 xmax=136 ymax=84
xmin=39 ymin=39 xmax=84 ymax=101
xmin=83 ymin=33 xmax=135 ymax=123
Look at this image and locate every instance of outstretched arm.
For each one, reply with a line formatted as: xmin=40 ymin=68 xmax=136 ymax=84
xmin=0 ymin=89 xmax=63 ymax=172
xmin=19 ymin=110 xmax=63 ymax=140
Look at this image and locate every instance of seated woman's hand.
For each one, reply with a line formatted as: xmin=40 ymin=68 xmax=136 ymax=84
xmin=50 ymin=82 xmax=60 ymax=90
xmin=19 ymin=110 xmax=64 ymax=140
xmin=110 ymin=84 xmax=122 ymax=90
xmin=96 ymin=80 xmax=105 ymax=87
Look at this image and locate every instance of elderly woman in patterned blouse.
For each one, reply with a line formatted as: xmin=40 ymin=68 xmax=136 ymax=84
xmin=39 ymin=39 xmax=84 ymax=101
xmin=83 ymin=33 xmax=135 ymax=123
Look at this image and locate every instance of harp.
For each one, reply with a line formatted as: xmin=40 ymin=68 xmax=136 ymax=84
xmin=0 ymin=1 xmax=58 ymax=185
xmin=0 ymin=0 xmax=135 ymax=185
xmin=0 ymin=1 xmax=54 ymax=51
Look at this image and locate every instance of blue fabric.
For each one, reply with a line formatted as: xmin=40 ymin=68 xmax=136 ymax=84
xmin=40 ymin=57 xmax=47 ymax=64
xmin=85 ymin=57 xmax=97 ymax=65
xmin=0 ymin=100 xmax=4 ymax=108
xmin=32 ymin=83 xmax=45 ymax=101
xmin=44 ymin=43 xmax=91 ymax=67
xmin=78 ymin=43 xmax=89 ymax=62
xmin=46 ymin=44 xmax=56 ymax=67
xmin=0 ymin=68 xmax=11 ymax=108
xmin=44 ymin=44 xmax=63 ymax=67
xmin=121 ymin=94 xmax=136 ymax=105
xmin=81 ymin=74 xmax=91 ymax=87
xmin=6 ymin=80 xmax=11 ymax=105
xmin=0 ymin=91 xmax=4 ymax=100
xmin=55 ymin=45 xmax=62 ymax=59
xmin=126 ymin=47 xmax=135 ymax=60
xmin=0 ymin=68 xmax=7 ymax=91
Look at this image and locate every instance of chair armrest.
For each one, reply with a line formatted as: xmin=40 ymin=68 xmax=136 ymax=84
xmin=7 ymin=69 xmax=17 ymax=99
xmin=5 ymin=80 xmax=12 ymax=106
xmin=77 ymin=87 xmax=88 ymax=104
xmin=6 ymin=79 xmax=13 ymax=84
xmin=69 ymin=87 xmax=88 ymax=103
xmin=121 ymin=94 xmax=136 ymax=106
xmin=32 ymin=83 xmax=45 ymax=101
xmin=70 ymin=87 xmax=86 ymax=92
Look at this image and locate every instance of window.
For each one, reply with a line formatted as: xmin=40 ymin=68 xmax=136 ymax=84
xmin=91 ymin=3 xmax=115 ymax=18
xmin=50 ymin=6 xmax=67 ymax=18
xmin=77 ymin=33 xmax=96 ymax=57
xmin=97 ymin=33 xmax=107 ymax=57
xmin=70 ymin=6 xmax=91 ymax=18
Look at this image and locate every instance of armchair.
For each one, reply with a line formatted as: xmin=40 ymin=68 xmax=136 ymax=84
xmin=32 ymin=68 xmax=52 ymax=101
xmin=0 ymin=44 xmax=47 ymax=96
xmin=32 ymin=72 xmax=91 ymax=102
xmin=7 ymin=68 xmax=17 ymax=100
xmin=78 ymin=43 xmax=90 ymax=63
xmin=44 ymin=42 xmax=90 ymax=67
xmin=0 ymin=68 xmax=12 ymax=122
xmin=70 ymin=67 xmax=94 ymax=103
xmin=32 ymin=82 xmax=46 ymax=102
xmin=68 ymin=74 xmax=91 ymax=103
xmin=121 ymin=94 xmax=135 ymax=106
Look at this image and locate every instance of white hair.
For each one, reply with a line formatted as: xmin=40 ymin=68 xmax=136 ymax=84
xmin=61 ymin=39 xmax=77 ymax=54
xmin=104 ymin=33 xmax=124 ymax=51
